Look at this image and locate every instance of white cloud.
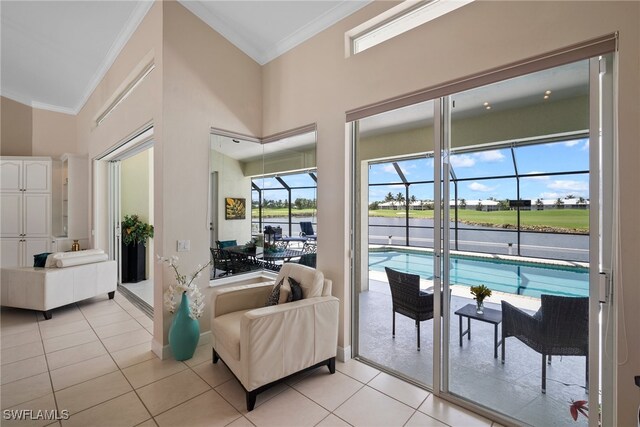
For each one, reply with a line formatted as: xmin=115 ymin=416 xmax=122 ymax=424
xmin=450 ymin=154 xmax=475 ymax=168
xmin=523 ymin=172 xmax=550 ymax=180
xmin=540 ymin=192 xmax=562 ymax=199
xmin=582 ymin=140 xmax=590 ymax=151
xmin=468 ymin=182 xmax=495 ymax=192
xmin=382 ymin=163 xmax=410 ymax=176
xmin=475 ymin=150 xmax=505 ymax=162
xmin=563 ymin=140 xmax=581 ymax=147
xmin=548 ymin=180 xmax=588 ymax=191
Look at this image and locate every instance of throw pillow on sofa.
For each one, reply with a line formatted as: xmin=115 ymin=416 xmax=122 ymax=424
xmin=266 ymin=279 xmax=285 ymax=306
xmin=287 ymin=277 xmax=304 ymax=302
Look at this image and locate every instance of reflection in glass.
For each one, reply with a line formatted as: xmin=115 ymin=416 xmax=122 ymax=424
xmin=210 ymin=129 xmax=317 ymax=279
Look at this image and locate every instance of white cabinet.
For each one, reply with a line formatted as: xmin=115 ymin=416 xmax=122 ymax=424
xmin=0 ymin=238 xmax=50 ymax=268
xmin=0 ymin=157 xmax=52 ymax=267
xmin=0 ymin=159 xmax=51 ymax=193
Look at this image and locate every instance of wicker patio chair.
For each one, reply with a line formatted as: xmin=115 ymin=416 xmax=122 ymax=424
xmin=501 ymin=295 xmax=589 ymax=393
xmin=210 ymin=248 xmax=232 ymax=277
xmin=384 ymin=267 xmax=434 ymax=351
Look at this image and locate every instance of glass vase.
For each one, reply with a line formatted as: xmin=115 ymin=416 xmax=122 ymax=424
xmin=476 ymin=300 xmax=484 ymax=314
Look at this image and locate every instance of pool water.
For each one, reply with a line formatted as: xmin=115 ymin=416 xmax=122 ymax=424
xmin=369 ymin=250 xmax=589 ymax=298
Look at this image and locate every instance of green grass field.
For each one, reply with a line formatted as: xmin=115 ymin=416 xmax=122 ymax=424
xmin=368 ymin=208 xmax=588 ymax=233
xmin=252 ymin=208 xmax=588 ymax=233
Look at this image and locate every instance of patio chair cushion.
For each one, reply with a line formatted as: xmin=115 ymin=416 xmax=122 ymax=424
xmin=217 ymin=240 xmax=238 ymax=249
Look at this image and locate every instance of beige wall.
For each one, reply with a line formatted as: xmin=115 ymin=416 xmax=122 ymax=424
xmin=1 ymin=96 xmax=33 ymax=156
xmin=0 ymin=96 xmax=77 ymax=158
xmin=32 ymin=108 xmax=77 ymax=156
xmin=161 ymin=0 xmax=262 ymax=336
xmin=262 ymin=1 xmax=639 ymax=423
xmin=76 ymin=1 xmax=165 ymax=346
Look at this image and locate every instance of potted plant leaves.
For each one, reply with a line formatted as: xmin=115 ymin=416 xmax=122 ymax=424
xmin=121 ymin=215 xmax=154 ymax=283
xmin=470 ymin=284 xmax=492 ymax=314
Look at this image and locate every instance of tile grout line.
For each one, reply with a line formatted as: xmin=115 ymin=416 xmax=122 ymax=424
xmin=76 ymin=293 xmax=157 ymax=423
xmin=36 ymin=307 xmax=62 ymax=419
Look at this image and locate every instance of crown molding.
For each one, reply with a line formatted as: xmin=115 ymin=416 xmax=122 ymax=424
xmin=73 ymin=0 xmax=154 ymax=115
xmin=179 ymin=0 xmax=371 ymax=66
xmin=178 ymin=0 xmax=265 ymax=65
xmin=31 ymin=101 xmax=77 ymax=115
xmin=261 ymin=0 xmax=371 ymax=65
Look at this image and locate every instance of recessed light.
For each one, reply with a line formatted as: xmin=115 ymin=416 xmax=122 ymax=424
xmin=543 ymin=95 xmax=549 ymax=100
xmin=483 ymin=102 xmax=489 ymax=106
xmin=545 ymin=90 xmax=552 ymax=95
xmin=485 ymin=105 xmax=491 ymax=110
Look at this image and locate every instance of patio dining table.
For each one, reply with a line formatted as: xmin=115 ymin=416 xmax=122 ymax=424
xmin=224 ymin=245 xmax=304 ymax=271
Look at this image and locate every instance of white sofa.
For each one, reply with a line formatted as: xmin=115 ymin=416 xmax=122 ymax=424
xmin=1 ymin=255 xmax=117 ymax=320
xmin=210 ymin=263 xmax=339 ymax=410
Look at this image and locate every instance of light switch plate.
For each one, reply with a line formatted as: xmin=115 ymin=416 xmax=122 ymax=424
xmin=177 ymin=240 xmax=190 ymax=252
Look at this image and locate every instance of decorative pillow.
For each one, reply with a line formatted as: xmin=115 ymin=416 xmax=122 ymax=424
xmin=288 ymin=277 xmax=304 ymax=302
xmin=265 ymin=279 xmax=284 ymax=306
xmin=279 ymin=280 xmax=291 ymax=304
xmin=33 ymin=252 xmax=51 ymax=268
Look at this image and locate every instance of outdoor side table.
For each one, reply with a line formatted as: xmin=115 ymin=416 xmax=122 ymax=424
xmin=454 ymin=303 xmax=503 ymax=358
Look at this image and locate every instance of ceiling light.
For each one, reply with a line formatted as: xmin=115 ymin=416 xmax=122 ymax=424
xmin=543 ymin=95 xmax=549 ymax=100
xmin=485 ymin=105 xmax=491 ymax=110
xmin=483 ymin=102 xmax=489 ymax=106
xmin=545 ymin=90 xmax=552 ymax=95
xmin=233 ymin=139 xmax=240 ymax=144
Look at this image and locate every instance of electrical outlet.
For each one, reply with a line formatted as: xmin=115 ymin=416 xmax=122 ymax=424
xmin=177 ymin=240 xmax=190 ymax=252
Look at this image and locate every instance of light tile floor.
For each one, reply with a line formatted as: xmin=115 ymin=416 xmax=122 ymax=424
xmin=0 ymin=291 xmax=500 ymax=427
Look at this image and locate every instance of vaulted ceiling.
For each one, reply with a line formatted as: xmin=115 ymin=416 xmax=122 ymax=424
xmin=0 ymin=0 xmax=370 ymax=115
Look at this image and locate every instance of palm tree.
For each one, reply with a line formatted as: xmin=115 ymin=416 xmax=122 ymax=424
xmin=396 ymin=192 xmax=405 ymax=206
xmin=384 ymin=192 xmax=395 ymax=202
xmin=536 ymin=198 xmax=544 ymax=210
xmin=555 ymin=198 xmax=565 ymax=208
xmin=459 ymin=198 xmax=467 ymax=209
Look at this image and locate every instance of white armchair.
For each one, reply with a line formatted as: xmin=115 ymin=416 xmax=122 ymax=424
xmin=210 ymin=263 xmax=339 ymax=411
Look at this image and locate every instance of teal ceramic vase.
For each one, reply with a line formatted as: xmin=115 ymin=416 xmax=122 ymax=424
xmin=169 ymin=292 xmax=200 ymax=360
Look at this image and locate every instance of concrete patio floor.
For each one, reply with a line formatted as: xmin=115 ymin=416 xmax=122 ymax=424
xmin=358 ymin=277 xmax=589 ymax=426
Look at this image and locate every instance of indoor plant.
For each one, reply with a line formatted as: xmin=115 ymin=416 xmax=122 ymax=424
xmin=470 ymin=284 xmax=492 ymax=314
xmin=121 ymin=215 xmax=154 ymax=283
xmin=159 ymin=255 xmax=211 ymax=360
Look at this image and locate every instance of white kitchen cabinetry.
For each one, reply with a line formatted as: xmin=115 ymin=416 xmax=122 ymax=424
xmin=0 ymin=157 xmax=52 ymax=267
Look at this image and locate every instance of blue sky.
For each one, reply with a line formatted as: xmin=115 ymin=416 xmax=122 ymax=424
xmin=368 ymin=138 xmax=590 ymax=202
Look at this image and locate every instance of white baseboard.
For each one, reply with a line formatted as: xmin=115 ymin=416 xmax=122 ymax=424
xmin=152 ymin=330 xmax=212 ymax=360
xmin=337 ymin=345 xmax=351 ymax=362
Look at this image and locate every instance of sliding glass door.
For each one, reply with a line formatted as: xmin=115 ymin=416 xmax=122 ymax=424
xmin=352 ymin=53 xmax=615 ymax=426
xmin=353 ymin=100 xmax=437 ymax=388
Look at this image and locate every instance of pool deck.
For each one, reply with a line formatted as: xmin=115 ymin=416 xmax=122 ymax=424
xmin=368 ymin=269 xmax=543 ymax=312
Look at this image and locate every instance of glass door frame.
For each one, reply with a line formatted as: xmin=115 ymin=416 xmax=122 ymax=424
xmin=350 ymin=45 xmax=618 ymax=426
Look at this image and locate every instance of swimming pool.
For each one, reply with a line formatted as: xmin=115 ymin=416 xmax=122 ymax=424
xmin=369 ymin=249 xmax=589 ymax=298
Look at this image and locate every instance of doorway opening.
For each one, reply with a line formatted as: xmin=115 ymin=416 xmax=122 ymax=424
xmin=94 ymin=126 xmax=154 ymax=316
